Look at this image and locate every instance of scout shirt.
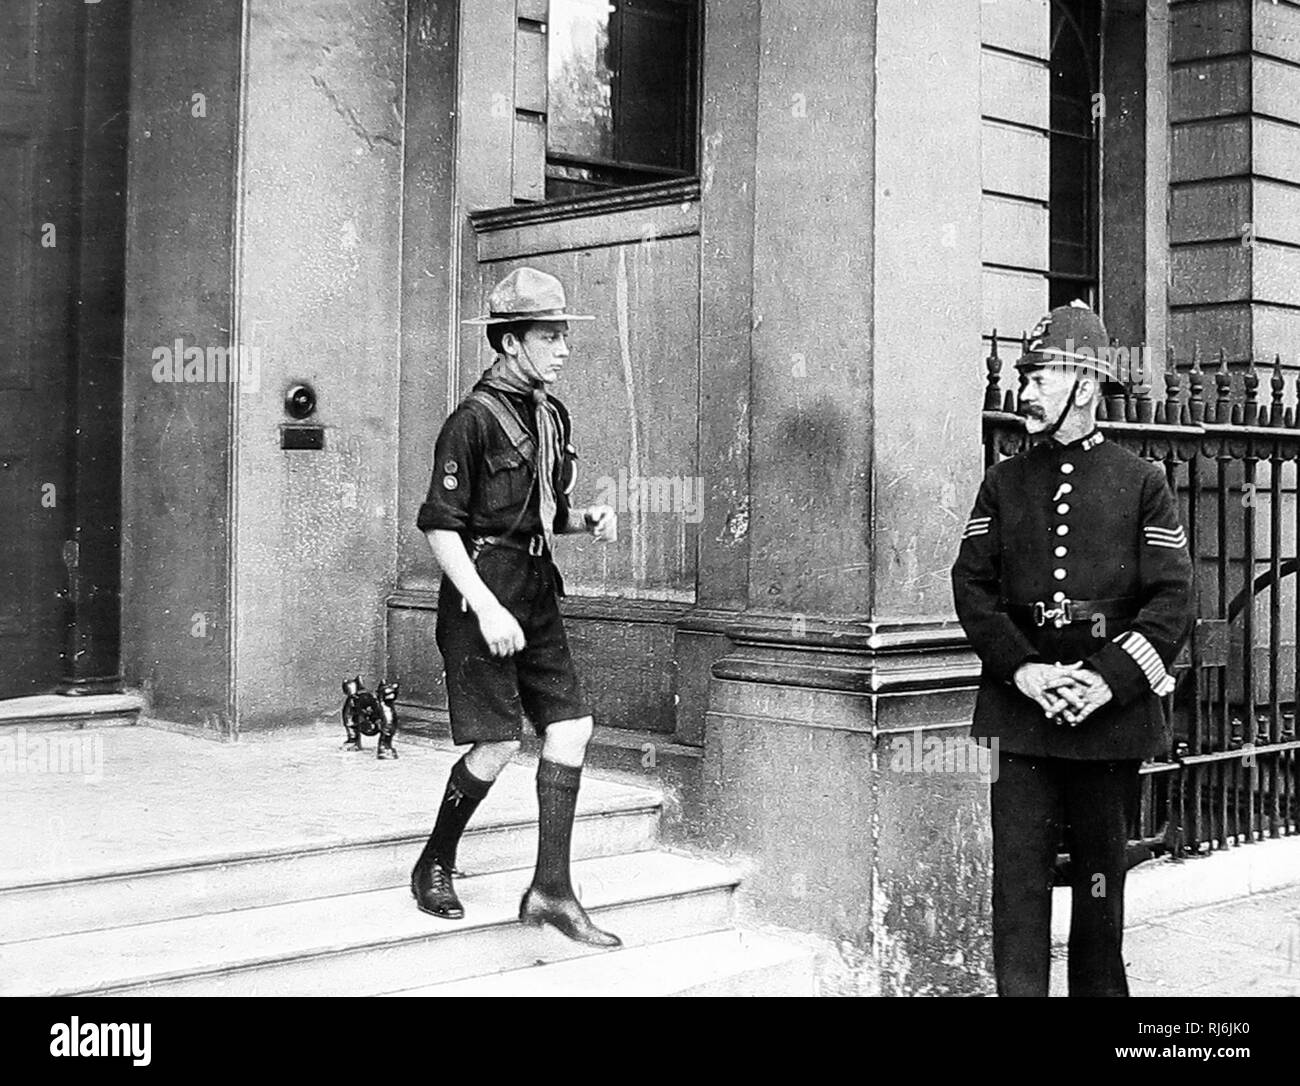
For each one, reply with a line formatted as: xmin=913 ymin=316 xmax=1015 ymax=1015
xmin=951 ymin=429 xmax=1194 ymax=760
xmin=417 ymin=377 xmax=577 ymax=591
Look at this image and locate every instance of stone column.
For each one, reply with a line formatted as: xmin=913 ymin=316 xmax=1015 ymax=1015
xmin=698 ymin=0 xmax=990 ymax=994
xmin=120 ymin=0 xmax=244 ymax=732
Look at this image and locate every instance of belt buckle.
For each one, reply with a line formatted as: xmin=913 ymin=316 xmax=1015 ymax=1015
xmin=527 ymin=534 xmax=544 ymax=557
xmin=1033 ymin=600 xmax=1072 ymax=628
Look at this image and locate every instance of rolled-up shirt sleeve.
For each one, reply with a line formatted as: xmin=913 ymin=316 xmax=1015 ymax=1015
xmin=416 ymin=407 xmax=480 ymax=533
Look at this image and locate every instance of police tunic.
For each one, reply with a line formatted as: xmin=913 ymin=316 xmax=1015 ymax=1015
xmin=951 ymin=430 xmax=1194 ymax=760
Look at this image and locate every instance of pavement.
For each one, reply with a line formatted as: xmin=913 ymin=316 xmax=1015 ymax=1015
xmin=3 ymin=715 xmax=1299 ymax=996
xmin=1049 ymin=836 xmax=1300 ymax=996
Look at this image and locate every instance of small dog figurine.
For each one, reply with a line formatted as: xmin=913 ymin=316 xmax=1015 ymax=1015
xmin=375 ymin=680 xmax=400 ymax=760
xmin=341 ymin=676 xmax=399 ymax=759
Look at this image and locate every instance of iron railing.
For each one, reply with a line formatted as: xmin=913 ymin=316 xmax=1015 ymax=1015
xmin=982 ymin=334 xmax=1300 ymax=858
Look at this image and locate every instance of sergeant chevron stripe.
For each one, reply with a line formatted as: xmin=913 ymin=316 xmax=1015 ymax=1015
xmin=1144 ymin=525 xmax=1187 ymax=549
xmin=1116 ymin=630 xmax=1176 ymax=695
xmin=963 ymin=516 xmax=991 ymax=539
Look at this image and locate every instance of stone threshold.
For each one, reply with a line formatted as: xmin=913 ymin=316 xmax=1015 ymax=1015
xmin=0 ymin=692 xmax=144 ymax=730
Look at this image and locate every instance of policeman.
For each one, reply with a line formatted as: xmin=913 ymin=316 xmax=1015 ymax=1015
xmin=951 ymin=302 xmax=1194 ymax=996
xmin=410 ymin=266 xmax=621 ymax=948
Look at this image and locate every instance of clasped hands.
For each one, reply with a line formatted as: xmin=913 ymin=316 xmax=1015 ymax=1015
xmin=1013 ymin=661 xmax=1113 ymax=727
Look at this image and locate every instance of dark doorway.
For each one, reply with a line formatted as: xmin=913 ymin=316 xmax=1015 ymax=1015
xmin=0 ymin=0 xmax=128 ymax=698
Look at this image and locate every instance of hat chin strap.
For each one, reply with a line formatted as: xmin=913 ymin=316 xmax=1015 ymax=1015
xmin=1043 ymin=375 xmax=1081 ymax=437
xmin=517 ymin=341 xmax=546 ymax=388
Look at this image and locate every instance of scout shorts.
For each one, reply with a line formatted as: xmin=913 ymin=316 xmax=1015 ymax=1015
xmin=435 ymin=547 xmax=589 ymax=743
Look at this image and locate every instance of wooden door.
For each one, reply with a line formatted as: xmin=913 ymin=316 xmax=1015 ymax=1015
xmin=0 ymin=0 xmax=83 ymax=696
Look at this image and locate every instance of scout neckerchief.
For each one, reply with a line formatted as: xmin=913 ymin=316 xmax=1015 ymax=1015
xmin=478 ymin=357 xmax=562 ymax=551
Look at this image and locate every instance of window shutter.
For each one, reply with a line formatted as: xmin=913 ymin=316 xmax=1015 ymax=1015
xmin=513 ymin=0 xmax=549 ymax=202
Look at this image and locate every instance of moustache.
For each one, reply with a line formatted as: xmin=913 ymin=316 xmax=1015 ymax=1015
xmin=1019 ymin=406 xmax=1047 ymax=420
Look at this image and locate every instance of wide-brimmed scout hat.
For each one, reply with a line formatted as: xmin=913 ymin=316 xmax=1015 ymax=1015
xmin=462 ymin=266 xmax=595 ymax=326
xmin=1015 ymin=300 xmax=1118 ymax=381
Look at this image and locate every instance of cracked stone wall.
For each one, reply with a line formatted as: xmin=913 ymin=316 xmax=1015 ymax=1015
xmin=232 ymin=0 xmax=407 ymax=729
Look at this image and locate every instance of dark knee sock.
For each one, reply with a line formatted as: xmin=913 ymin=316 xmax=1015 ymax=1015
xmin=417 ymin=755 xmax=494 ymax=871
xmin=532 ymin=759 xmax=582 ymax=897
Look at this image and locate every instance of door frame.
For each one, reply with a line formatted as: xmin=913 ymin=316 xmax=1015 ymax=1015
xmin=56 ymin=2 xmax=131 ymax=696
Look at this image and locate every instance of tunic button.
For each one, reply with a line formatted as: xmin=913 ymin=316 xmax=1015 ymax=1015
xmin=1056 ymin=525 xmax=1069 ymax=536
xmin=1059 ymin=483 xmax=1073 ymax=495
xmin=1055 ymin=546 xmax=1067 ymax=557
xmin=1054 ymin=568 xmax=1067 ymax=580
xmin=1056 ymin=503 xmax=1070 ymax=515
xmin=1053 ymin=591 xmax=1066 ymax=602
xmin=1061 ymin=463 xmax=1074 ymax=474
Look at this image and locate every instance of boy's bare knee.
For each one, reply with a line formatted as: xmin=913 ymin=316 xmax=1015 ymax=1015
xmin=548 ymin=716 xmax=593 ymax=742
xmin=541 ymin=717 xmax=594 ymax=766
xmin=465 ymin=739 xmax=521 ymax=779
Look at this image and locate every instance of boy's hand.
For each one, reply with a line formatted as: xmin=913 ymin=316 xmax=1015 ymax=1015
xmin=478 ymin=602 xmax=526 ymax=657
xmin=583 ymin=505 xmax=618 ymax=542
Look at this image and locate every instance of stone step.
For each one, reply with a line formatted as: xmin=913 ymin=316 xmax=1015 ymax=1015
xmin=1 ymin=851 xmax=740 ymax=997
xmin=0 ymin=798 xmax=659 ymax=945
xmin=0 ymin=692 xmax=143 ymax=732
xmin=388 ymin=928 xmax=817 ymax=997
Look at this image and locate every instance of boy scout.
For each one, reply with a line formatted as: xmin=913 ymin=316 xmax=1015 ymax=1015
xmin=411 ymin=267 xmax=621 ymax=948
xmin=951 ymin=302 xmax=1194 ymax=996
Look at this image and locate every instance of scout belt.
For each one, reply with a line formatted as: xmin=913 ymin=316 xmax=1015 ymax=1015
xmin=471 ymin=532 xmax=547 ymax=557
xmin=1005 ymin=596 xmax=1137 ymax=629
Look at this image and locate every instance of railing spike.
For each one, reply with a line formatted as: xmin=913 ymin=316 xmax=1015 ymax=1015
xmin=1164 ymin=345 xmax=1183 ymax=427
xmin=1188 ymin=345 xmax=1206 ymax=425
xmin=1243 ymin=359 xmax=1260 ymax=427
xmin=1132 ymin=340 xmax=1153 ymax=424
xmin=1215 ymin=348 xmax=1232 ymax=425
xmin=984 ymin=330 xmax=1003 ymax=412
xmin=1270 ymin=353 xmax=1285 ymax=427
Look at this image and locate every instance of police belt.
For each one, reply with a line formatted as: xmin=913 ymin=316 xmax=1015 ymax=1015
xmin=470 ymin=532 xmax=548 ymax=557
xmin=1005 ymin=596 xmax=1138 ymax=628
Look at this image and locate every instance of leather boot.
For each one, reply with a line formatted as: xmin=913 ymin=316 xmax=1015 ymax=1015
xmin=519 ymin=885 xmax=621 ymax=948
xmin=411 ymin=858 xmax=463 ymax=920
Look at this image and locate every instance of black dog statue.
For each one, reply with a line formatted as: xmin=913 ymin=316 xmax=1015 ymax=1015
xmin=375 ymin=680 xmax=399 ymax=760
xmin=341 ymin=676 xmax=400 ymax=759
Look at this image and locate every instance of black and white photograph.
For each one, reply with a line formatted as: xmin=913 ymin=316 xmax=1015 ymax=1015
xmin=1 ymin=0 xmax=1297 ymax=1066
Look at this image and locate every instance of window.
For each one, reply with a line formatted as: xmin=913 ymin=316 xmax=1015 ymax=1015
xmin=1048 ymin=0 xmax=1101 ymax=309
xmin=541 ymin=0 xmax=699 ymax=200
